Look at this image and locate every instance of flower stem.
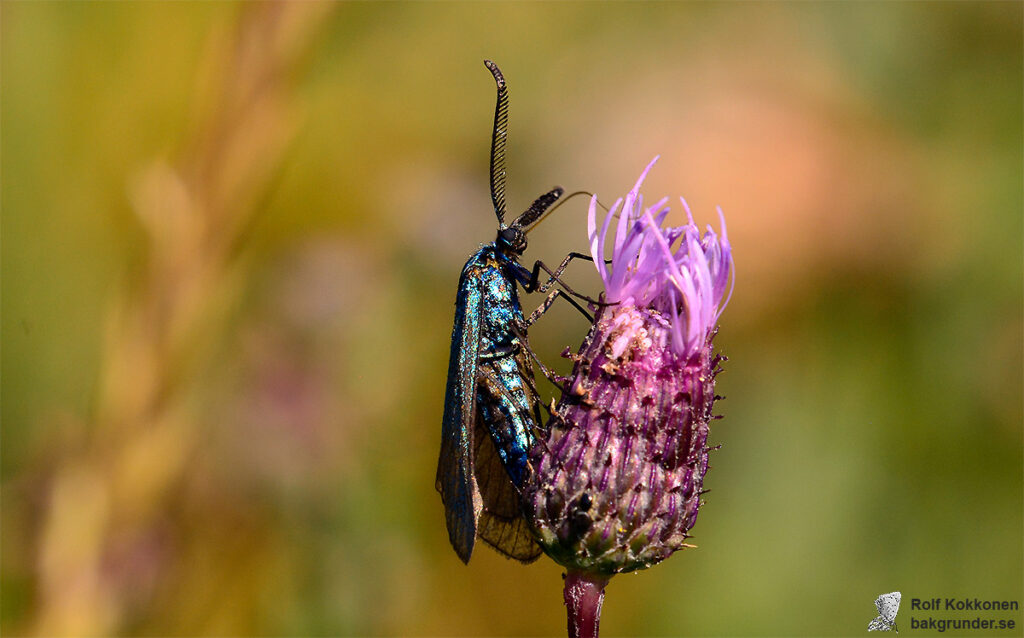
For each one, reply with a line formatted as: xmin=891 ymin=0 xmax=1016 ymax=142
xmin=563 ymin=570 xmax=610 ymax=638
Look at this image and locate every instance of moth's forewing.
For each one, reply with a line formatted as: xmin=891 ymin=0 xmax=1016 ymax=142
xmin=437 ymin=268 xmax=485 ymax=563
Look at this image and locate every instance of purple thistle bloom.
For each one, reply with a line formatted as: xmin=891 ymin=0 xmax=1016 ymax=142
xmin=523 ymin=156 xmax=733 ymax=637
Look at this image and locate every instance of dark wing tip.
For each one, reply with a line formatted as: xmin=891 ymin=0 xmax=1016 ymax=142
xmin=450 ymin=507 xmax=475 ymax=563
xmin=438 ymin=477 xmax=476 ymax=564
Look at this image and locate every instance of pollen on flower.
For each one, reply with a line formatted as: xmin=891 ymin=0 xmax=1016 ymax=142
xmin=585 ymin=155 xmax=733 ymax=360
xmin=606 ymin=306 xmax=652 ymax=361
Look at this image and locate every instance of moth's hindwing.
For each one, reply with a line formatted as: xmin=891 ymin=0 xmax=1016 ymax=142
xmin=473 ymin=344 xmax=542 ymax=562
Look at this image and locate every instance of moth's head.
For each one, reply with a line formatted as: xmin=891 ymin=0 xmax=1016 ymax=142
xmin=495 ymin=226 xmax=527 ymax=255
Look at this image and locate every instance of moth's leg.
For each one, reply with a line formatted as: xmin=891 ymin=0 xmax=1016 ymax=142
xmin=525 ymin=253 xmax=615 ymax=308
xmin=483 ymin=364 xmax=547 ymax=431
xmin=479 ymin=335 xmax=561 ymax=386
xmin=525 ymin=287 xmax=593 ymax=326
xmin=478 ymin=344 xmax=517 ymax=362
xmin=505 ymin=358 xmax=546 ymax=429
xmin=517 ymin=351 xmax=554 ymax=427
xmin=532 ymin=397 xmax=545 ymax=430
xmin=510 ymin=321 xmax=571 ymax=389
xmin=479 ymin=342 xmax=550 ymax=435
xmin=522 ymin=366 xmax=559 ymax=424
xmin=525 ymin=252 xmax=587 ymax=294
xmin=510 ymin=259 xmax=603 ymax=325
xmin=495 ymin=341 xmax=546 ymax=425
xmin=478 ymin=346 xmax=545 ymax=422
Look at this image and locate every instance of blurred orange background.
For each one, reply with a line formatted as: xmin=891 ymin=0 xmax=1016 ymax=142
xmin=2 ymin=2 xmax=1021 ymax=636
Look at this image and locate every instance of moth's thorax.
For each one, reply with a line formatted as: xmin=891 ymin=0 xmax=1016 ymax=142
xmin=460 ymin=245 xmax=526 ymax=342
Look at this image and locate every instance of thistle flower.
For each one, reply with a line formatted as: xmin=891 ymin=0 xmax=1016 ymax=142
xmin=523 ymin=156 xmax=733 ymax=638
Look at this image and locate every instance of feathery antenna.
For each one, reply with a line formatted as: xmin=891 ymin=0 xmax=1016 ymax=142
xmin=484 ymin=60 xmax=509 ymax=226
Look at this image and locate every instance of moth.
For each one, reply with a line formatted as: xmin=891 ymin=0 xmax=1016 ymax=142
xmin=436 ymin=60 xmax=596 ymax=564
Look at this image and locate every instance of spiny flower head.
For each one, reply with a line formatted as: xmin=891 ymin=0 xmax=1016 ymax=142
xmin=524 ymin=156 xmax=733 ymax=577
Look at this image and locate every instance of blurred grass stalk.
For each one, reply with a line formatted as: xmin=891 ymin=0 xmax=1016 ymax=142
xmin=30 ymin=3 xmax=331 ymax=635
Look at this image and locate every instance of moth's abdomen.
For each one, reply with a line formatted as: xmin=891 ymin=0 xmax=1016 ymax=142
xmin=478 ymin=353 xmax=536 ymax=486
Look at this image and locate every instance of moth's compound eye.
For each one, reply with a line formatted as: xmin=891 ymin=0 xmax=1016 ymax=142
xmin=499 ymin=228 xmax=518 ymax=244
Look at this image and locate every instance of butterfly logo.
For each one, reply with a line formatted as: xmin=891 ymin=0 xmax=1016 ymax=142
xmin=868 ymin=591 xmax=901 ymax=632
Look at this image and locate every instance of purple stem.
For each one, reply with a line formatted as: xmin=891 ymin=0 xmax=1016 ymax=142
xmin=563 ymin=570 xmax=611 ymax=638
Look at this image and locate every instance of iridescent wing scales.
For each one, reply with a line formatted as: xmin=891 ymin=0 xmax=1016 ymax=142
xmin=437 ymin=270 xmax=484 ymax=564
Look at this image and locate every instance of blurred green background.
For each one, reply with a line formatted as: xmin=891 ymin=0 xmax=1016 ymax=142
xmin=2 ymin=2 xmax=1021 ymax=636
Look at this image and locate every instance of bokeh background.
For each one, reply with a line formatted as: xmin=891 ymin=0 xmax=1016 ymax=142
xmin=2 ymin=2 xmax=1021 ymax=636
